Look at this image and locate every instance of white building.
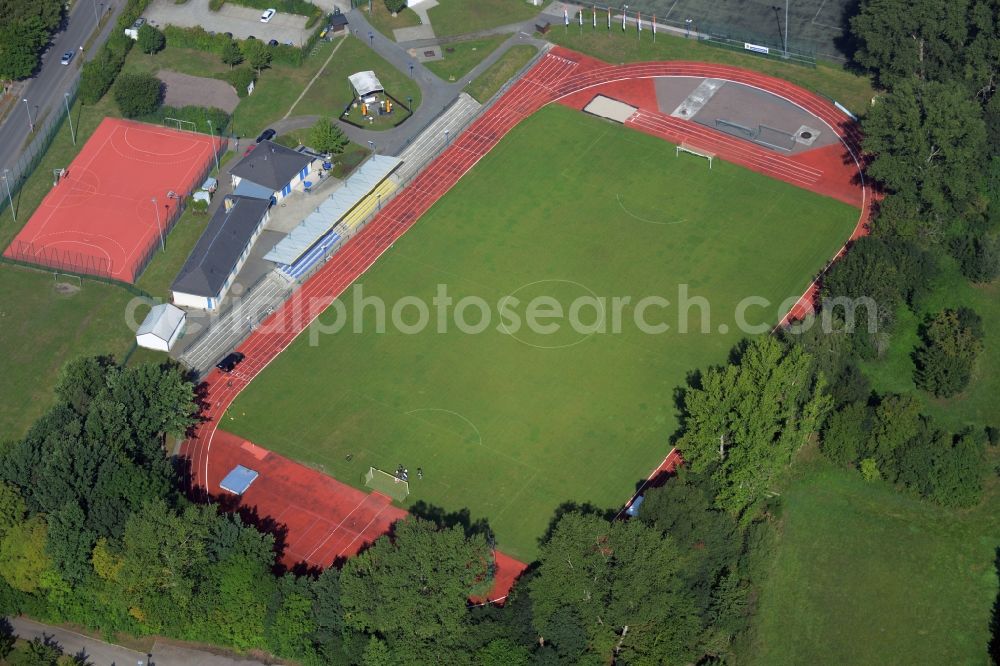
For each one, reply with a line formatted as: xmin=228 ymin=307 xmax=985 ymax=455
xmin=135 ymin=303 xmax=186 ymax=351
xmin=171 ymin=196 xmax=271 ymax=310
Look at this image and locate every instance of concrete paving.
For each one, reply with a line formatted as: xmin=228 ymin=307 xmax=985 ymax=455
xmin=8 ymin=616 xmax=270 ymax=666
xmin=145 ymin=0 xmax=310 ymax=45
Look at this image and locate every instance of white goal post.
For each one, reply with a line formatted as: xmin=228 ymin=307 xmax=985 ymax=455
xmin=676 ymin=142 xmax=715 ymax=169
xmin=364 ymin=466 xmax=410 ymax=501
xmin=164 ymin=117 xmax=196 ymax=132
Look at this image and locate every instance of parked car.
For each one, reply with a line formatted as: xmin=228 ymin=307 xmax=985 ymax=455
xmin=224 ymin=31 xmax=233 ymax=38
xmin=260 ymin=8 xmax=275 ymax=22
xmin=124 ymin=17 xmax=146 ymax=40
xmin=216 ymin=352 xmax=245 ymax=373
xmin=59 ymin=51 xmax=74 ymax=65
xmin=256 ymin=128 xmax=276 ymax=143
xmin=268 ymin=39 xmax=279 ymax=46
xmin=247 ymin=35 xmax=257 ymax=40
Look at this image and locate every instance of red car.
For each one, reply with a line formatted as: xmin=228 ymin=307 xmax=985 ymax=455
xmin=243 ymin=144 xmax=256 ymax=157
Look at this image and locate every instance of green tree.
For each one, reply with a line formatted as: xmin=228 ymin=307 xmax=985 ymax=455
xmin=530 ymin=511 xmax=701 ymax=663
xmin=0 ymin=515 xmax=50 ymax=593
xmin=384 ymin=0 xmax=406 ymax=13
xmin=914 ymin=308 xmax=985 ymax=397
xmin=207 ymin=556 xmax=269 ymax=650
xmin=45 ymin=502 xmax=96 ymax=585
xmin=868 ymin=394 xmax=923 ymax=473
xmin=0 ymin=482 xmax=26 ymax=539
xmin=137 ymin=24 xmax=166 ymax=55
xmin=11 ymin=636 xmax=63 ymax=666
xmin=0 ymin=0 xmax=64 ymax=80
xmin=309 ymin=118 xmax=349 ymax=155
xmin=862 ymin=81 xmax=986 ymax=234
xmin=362 ymin=636 xmax=393 ymax=666
xmin=241 ymin=39 xmax=271 ymax=74
xmin=678 ymin=337 xmax=831 ymax=515
xmin=339 ymin=519 xmax=491 ymax=649
xmin=860 ymin=458 xmax=881 ymax=481
xmin=55 ymin=356 xmax=113 ymax=414
xmin=267 ymin=588 xmax=316 ymax=659
xmin=850 ymin=0 xmax=972 ymax=88
xmin=221 ymin=39 xmax=243 ymax=68
xmin=113 ymin=71 xmax=163 ymax=118
xmin=476 ymin=638 xmax=530 ymax=666
xmin=820 ymin=402 xmax=872 ymax=466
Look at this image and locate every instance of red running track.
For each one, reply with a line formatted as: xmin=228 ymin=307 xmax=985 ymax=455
xmin=182 ymin=46 xmax=873 ymax=600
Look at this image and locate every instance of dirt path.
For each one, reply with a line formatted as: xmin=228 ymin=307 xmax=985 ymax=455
xmin=157 ymin=69 xmax=240 ymax=113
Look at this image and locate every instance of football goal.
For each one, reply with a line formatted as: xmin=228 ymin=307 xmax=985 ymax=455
xmin=364 ymin=467 xmax=410 ymax=502
xmin=164 ymin=117 xmax=196 ymax=132
xmin=676 ymin=143 xmax=715 ymax=169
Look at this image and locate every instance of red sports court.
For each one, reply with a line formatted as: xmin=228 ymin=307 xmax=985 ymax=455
xmin=4 ymin=117 xmax=223 ymax=283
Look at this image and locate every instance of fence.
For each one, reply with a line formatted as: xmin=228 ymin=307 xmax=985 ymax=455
xmin=565 ymin=1 xmax=836 ymax=64
xmin=0 ymin=78 xmax=80 ymax=219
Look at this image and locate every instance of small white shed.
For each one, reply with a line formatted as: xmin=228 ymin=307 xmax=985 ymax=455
xmin=136 ymin=303 xmax=186 ymax=351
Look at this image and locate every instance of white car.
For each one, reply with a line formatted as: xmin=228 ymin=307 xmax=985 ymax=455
xmin=260 ymin=8 xmax=276 ymax=22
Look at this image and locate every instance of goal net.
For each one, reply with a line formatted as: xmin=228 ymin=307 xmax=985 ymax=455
xmin=676 ymin=143 xmax=715 ymax=169
xmin=364 ymin=467 xmax=410 ymax=501
xmin=164 ymin=117 xmax=196 ymax=132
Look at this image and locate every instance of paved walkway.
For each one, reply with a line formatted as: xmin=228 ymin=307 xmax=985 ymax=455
xmin=8 ymin=617 xmax=268 ymax=665
xmin=341 ymin=7 xmax=547 ymax=155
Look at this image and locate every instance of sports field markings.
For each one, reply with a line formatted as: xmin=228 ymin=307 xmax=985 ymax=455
xmin=497 ymin=278 xmax=606 ymax=350
xmin=403 ymin=407 xmax=531 ymax=470
xmin=405 ymin=408 xmax=483 ymax=446
xmin=810 ymin=0 xmax=842 ymax=30
xmin=663 ymin=0 xmax=681 ymax=20
xmin=559 ymin=125 xmax=611 ymax=179
xmin=615 ymin=193 xmax=687 ymax=225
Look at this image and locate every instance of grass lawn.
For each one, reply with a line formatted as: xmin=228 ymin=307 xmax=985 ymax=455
xmin=123 ymin=39 xmax=342 ymax=137
xmin=464 ymin=44 xmax=538 ymax=102
xmin=546 ymin=27 xmax=876 ymax=115
xmin=860 ymin=258 xmax=1000 ymax=432
xmin=427 ymin=0 xmax=540 ymax=38
xmin=365 ymin=3 xmax=422 ymax=40
xmin=225 ymin=104 xmax=858 ymax=559
xmin=748 ymin=449 xmax=1000 ymax=664
xmin=425 ymin=34 xmax=509 ymax=82
xmin=292 ymin=35 xmax=421 ymax=129
xmin=0 ymin=265 xmax=139 ymax=441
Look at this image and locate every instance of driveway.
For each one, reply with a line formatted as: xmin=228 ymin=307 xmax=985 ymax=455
xmin=145 ymin=0 xmax=310 ymax=45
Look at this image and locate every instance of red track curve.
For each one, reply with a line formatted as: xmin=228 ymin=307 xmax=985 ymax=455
xmin=182 ymin=47 xmax=873 ymax=597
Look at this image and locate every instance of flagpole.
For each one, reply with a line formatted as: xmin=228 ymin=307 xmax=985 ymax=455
xmin=653 ymin=13 xmax=656 ymax=42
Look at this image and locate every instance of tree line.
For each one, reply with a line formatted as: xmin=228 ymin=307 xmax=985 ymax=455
xmin=0 ymin=0 xmax=65 ymax=81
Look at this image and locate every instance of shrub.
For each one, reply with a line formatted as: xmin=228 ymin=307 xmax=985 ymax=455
xmin=79 ymin=47 xmax=126 ymax=104
xmin=385 ymin=0 xmax=406 ymax=12
xmin=114 ymin=72 xmax=163 ymax=117
xmin=139 ymin=105 xmax=230 ymax=134
xmin=241 ymin=39 xmax=272 ymax=73
xmin=190 ymin=198 xmax=209 ymax=213
xmin=137 ymin=24 xmax=166 ymax=54
xmin=860 ymin=458 xmax=880 ymax=482
xmin=309 ymin=118 xmax=348 ymax=155
xmin=219 ymin=67 xmax=256 ymax=97
xmin=913 ymin=308 xmax=984 ymax=398
xmin=209 ymin=0 xmax=225 ymax=10
xmin=221 ymin=39 xmax=243 ymax=68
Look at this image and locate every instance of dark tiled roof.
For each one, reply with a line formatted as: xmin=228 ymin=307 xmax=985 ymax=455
xmin=171 ymin=196 xmax=270 ymax=298
xmin=230 ymin=141 xmax=314 ymax=192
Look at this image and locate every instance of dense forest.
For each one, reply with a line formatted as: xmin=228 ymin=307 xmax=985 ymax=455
xmin=0 ymin=0 xmax=66 ymax=81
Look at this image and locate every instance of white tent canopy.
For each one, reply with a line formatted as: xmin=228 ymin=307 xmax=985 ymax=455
xmin=349 ymin=71 xmax=384 ymax=99
xmin=136 ymin=303 xmax=186 ymax=352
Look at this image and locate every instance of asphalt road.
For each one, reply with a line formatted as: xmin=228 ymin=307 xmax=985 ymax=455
xmin=0 ymin=0 xmax=123 ymax=181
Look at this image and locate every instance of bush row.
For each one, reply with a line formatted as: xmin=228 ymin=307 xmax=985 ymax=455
xmin=79 ymin=0 xmax=151 ymax=104
xmin=137 ymin=105 xmax=231 ymax=134
xmin=224 ymin=0 xmax=319 ymax=18
xmin=164 ymin=23 xmax=325 ymax=68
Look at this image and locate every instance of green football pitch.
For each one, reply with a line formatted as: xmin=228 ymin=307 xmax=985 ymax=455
xmin=226 ymin=105 xmax=858 ymax=559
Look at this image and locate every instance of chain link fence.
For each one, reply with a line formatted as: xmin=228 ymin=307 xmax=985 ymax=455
xmin=0 ymin=78 xmax=80 ymax=218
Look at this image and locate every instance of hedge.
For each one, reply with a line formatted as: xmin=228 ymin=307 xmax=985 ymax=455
xmin=79 ymin=0 xmax=151 ymax=104
xmin=217 ymin=67 xmax=257 ymax=97
xmin=138 ymin=105 xmax=231 ymax=134
xmin=164 ymin=25 xmax=233 ymax=55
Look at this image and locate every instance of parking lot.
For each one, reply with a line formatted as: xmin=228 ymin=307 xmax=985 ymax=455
xmin=145 ymin=0 xmax=311 ymax=45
